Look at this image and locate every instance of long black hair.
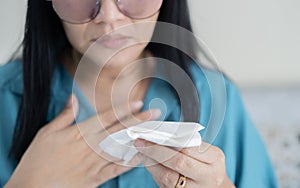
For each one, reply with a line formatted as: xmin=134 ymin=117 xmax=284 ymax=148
xmin=10 ymin=0 xmax=201 ymax=162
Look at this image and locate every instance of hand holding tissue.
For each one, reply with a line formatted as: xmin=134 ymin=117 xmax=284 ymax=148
xmin=99 ymin=121 xmax=204 ymax=164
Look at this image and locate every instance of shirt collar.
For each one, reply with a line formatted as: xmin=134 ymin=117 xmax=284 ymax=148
xmin=9 ymin=62 xmax=181 ymax=122
xmin=9 ymin=63 xmax=70 ymax=100
xmin=53 ymin=63 xmax=181 ymax=122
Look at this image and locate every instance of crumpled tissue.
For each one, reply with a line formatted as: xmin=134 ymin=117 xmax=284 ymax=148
xmin=99 ymin=121 xmax=204 ymax=164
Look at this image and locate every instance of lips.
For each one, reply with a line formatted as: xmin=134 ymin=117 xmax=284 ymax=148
xmin=91 ymin=34 xmax=132 ymax=49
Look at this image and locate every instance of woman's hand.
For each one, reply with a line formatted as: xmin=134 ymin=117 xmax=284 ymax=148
xmin=134 ymin=139 xmax=235 ymax=188
xmin=5 ymin=95 xmax=161 ymax=188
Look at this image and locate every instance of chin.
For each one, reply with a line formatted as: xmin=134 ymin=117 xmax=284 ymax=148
xmin=105 ymin=51 xmax=140 ymax=70
xmin=81 ymin=42 xmax=146 ymax=71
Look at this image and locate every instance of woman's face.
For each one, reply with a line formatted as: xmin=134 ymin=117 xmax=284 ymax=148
xmin=57 ymin=0 xmax=161 ymax=69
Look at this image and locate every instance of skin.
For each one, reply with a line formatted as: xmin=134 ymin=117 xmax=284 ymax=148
xmin=61 ymin=0 xmax=159 ymax=113
xmin=5 ymin=96 xmax=161 ymax=188
xmin=5 ymin=0 xmax=235 ymax=187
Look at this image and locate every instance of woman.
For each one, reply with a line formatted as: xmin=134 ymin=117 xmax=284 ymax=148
xmin=0 ymin=0 xmax=277 ymax=187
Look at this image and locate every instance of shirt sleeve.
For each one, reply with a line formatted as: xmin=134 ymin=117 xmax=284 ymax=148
xmin=0 ymin=87 xmax=21 ymax=186
xmin=0 ymin=61 xmax=23 ymax=186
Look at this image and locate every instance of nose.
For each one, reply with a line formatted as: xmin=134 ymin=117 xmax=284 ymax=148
xmin=92 ymin=0 xmax=126 ymax=24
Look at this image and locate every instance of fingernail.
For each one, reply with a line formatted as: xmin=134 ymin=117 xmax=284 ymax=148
xmin=134 ymin=139 xmax=145 ymax=148
xmin=130 ymin=101 xmax=144 ymax=110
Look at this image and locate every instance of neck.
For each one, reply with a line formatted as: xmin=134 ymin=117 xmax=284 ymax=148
xmin=62 ymin=49 xmax=155 ymax=112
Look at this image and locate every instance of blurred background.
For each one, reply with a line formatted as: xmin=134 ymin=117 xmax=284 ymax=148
xmin=1 ymin=0 xmax=299 ymax=187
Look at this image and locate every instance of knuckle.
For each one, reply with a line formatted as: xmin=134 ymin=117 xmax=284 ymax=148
xmin=115 ymin=108 xmax=129 ymax=121
xmin=119 ymin=115 xmax=135 ymax=127
xmin=55 ymin=109 xmax=74 ymax=125
xmin=212 ymin=171 xmax=225 ymax=187
xmin=93 ymin=173 xmax=105 ymax=185
xmin=159 ymin=171 xmax=173 ymax=186
xmin=210 ymin=146 xmax=225 ymax=163
xmin=60 ymin=108 xmax=73 ymax=118
xmin=181 ymin=147 xmax=193 ymax=155
xmin=173 ymin=154 xmax=186 ymax=172
xmin=215 ymin=147 xmax=225 ymax=162
xmin=206 ymin=169 xmax=218 ymax=186
xmin=111 ymin=165 xmax=124 ymax=176
xmin=99 ymin=112 xmax=114 ymax=126
xmin=70 ymin=126 xmax=83 ymax=141
xmin=94 ymin=167 xmax=117 ymax=185
xmin=106 ymin=123 xmax=124 ymax=135
xmin=208 ymin=166 xmax=225 ymax=187
xmin=123 ymin=116 xmax=142 ymax=128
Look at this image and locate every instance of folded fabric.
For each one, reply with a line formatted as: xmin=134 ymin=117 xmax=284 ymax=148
xmin=99 ymin=121 xmax=204 ymax=164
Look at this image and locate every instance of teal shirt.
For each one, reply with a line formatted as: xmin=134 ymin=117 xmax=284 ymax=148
xmin=0 ymin=60 xmax=278 ymax=187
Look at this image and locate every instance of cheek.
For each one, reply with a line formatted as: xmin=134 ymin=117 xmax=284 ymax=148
xmin=134 ymin=13 xmax=159 ymax=41
xmin=62 ymin=23 xmax=90 ymax=54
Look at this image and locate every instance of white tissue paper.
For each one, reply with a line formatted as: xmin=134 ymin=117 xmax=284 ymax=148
xmin=99 ymin=121 xmax=204 ymax=164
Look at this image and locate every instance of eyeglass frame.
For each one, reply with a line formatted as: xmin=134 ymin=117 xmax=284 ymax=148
xmin=46 ymin=0 xmax=163 ymax=24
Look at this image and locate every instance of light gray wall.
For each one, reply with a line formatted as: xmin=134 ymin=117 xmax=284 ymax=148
xmin=1 ymin=0 xmax=299 ymax=87
xmin=189 ymin=0 xmax=300 ymax=87
xmin=0 ymin=0 xmax=26 ymax=64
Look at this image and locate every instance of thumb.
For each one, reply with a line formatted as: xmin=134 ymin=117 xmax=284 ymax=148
xmin=47 ymin=94 xmax=79 ymax=131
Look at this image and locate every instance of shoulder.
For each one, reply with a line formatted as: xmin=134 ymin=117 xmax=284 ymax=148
xmin=188 ymin=62 xmax=244 ymax=121
xmin=188 ymin=62 xmax=242 ymax=119
xmin=0 ymin=60 xmax=23 ymax=130
xmin=188 ymin=62 xmax=248 ymax=142
xmin=0 ymin=60 xmax=23 ymax=93
xmin=188 ymin=62 xmax=239 ymax=95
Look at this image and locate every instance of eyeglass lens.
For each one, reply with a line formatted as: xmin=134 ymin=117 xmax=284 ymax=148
xmin=52 ymin=0 xmax=163 ymax=24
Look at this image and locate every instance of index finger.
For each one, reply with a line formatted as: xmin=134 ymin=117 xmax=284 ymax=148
xmin=176 ymin=142 xmax=223 ymax=164
xmin=75 ymin=101 xmax=144 ymax=134
xmin=136 ymin=140 xmax=222 ymax=165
